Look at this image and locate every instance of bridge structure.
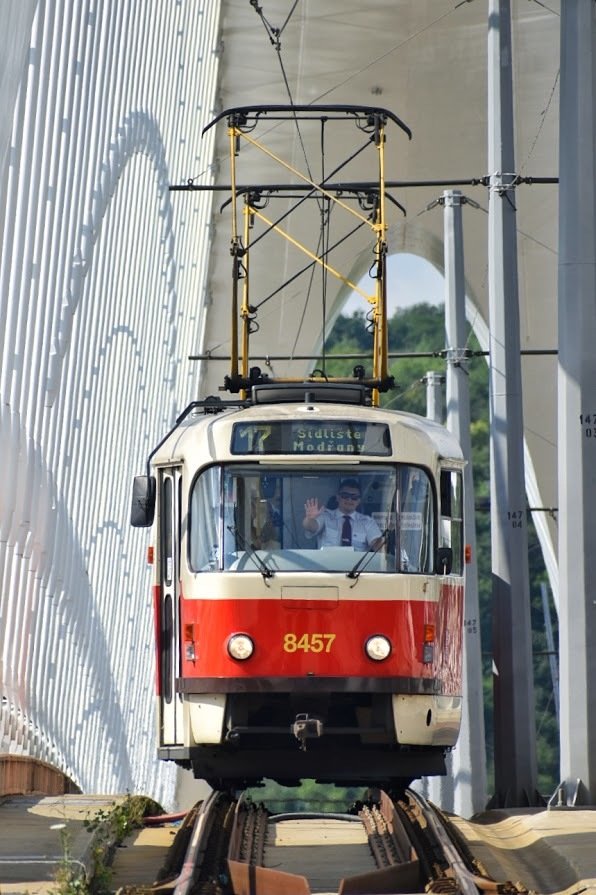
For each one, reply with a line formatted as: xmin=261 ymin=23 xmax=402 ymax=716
xmin=1 ymin=0 xmax=594 ymax=816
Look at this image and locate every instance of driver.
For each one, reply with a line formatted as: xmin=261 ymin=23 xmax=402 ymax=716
xmin=302 ymin=478 xmax=383 ymax=551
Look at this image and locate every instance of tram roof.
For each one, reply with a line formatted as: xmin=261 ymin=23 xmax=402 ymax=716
xmin=152 ymin=396 xmax=464 ymax=467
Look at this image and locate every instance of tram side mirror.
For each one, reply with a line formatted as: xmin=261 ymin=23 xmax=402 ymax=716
xmin=436 ymin=547 xmax=453 ymax=576
xmin=130 ymin=475 xmax=156 ymax=527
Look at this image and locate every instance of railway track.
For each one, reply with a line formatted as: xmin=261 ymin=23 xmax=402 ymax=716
xmin=141 ymin=789 xmax=523 ymax=895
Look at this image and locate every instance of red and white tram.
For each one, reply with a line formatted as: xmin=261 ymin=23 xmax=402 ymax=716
xmin=131 ymin=384 xmax=464 ymax=788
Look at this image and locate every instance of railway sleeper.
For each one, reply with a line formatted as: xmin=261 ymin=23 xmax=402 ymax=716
xmin=226 ymin=790 xmax=425 ymax=895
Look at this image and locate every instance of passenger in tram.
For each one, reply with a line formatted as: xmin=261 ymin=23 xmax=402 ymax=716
xmin=249 ymin=475 xmax=282 ymax=550
xmin=302 ymin=478 xmax=384 ymax=551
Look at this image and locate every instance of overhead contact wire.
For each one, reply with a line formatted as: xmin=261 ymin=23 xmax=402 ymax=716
xmin=249 ymin=0 xmax=315 ymax=185
xmin=291 ymin=227 xmax=324 ymax=358
xmin=249 ymin=0 xmax=331 ymax=354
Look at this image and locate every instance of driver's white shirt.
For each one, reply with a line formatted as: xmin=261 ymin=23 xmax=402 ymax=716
xmin=305 ymin=508 xmax=381 ymax=551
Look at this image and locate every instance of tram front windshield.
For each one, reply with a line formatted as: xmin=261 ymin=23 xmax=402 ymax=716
xmin=189 ymin=464 xmax=434 ymax=574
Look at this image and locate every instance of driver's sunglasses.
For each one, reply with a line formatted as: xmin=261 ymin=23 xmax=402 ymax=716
xmin=338 ymin=491 xmax=360 ymax=500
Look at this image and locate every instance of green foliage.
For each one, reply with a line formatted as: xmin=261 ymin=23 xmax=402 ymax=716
xmin=245 ymin=779 xmax=367 ymax=814
xmin=324 ymin=303 xmax=560 ymax=797
xmin=52 ymin=795 xmax=162 ymax=895
xmin=51 ymin=829 xmax=91 ymax=895
xmin=83 ymin=794 xmax=160 ymax=844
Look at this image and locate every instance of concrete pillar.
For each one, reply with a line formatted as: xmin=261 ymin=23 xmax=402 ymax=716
xmin=556 ymin=0 xmax=596 ymax=806
xmin=487 ymin=0 xmax=538 ymax=806
xmin=443 ymin=190 xmax=488 ymax=817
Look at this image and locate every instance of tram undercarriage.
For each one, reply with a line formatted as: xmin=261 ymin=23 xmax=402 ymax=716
xmin=159 ymin=686 xmax=458 ymax=788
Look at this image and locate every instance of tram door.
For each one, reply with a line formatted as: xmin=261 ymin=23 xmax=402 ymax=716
xmin=158 ymin=467 xmax=184 ymax=747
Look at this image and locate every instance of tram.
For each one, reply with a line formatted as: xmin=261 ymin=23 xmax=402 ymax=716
xmin=131 ymin=106 xmax=465 ymax=789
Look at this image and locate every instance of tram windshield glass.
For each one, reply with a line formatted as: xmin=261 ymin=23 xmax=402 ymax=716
xmin=189 ymin=464 xmax=435 ymax=575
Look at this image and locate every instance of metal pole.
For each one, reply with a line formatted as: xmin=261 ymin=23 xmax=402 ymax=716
xmin=424 ymin=371 xmax=444 ymax=423
xmin=487 ymin=0 xmax=538 ymax=806
xmin=556 ymin=0 xmax=596 ymax=806
xmin=540 ymin=582 xmax=559 ymax=725
xmin=443 ymin=190 xmax=487 ymax=817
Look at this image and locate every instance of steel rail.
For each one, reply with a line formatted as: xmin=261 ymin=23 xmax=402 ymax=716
xmin=153 ymin=788 xmax=518 ymax=895
xmin=407 ymin=790 xmax=511 ymax=895
xmin=172 ymin=790 xmax=231 ymax=895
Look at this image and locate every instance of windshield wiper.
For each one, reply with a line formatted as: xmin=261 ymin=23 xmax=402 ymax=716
xmin=227 ymin=524 xmax=274 ymax=580
xmin=346 ymin=530 xmax=388 ymax=581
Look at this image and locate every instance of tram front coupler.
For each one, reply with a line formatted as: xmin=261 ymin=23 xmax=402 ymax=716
xmin=292 ymin=713 xmax=324 ymax=750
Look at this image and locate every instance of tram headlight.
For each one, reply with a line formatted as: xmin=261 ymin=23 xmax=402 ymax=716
xmin=227 ymin=633 xmax=255 ymax=661
xmin=365 ymin=635 xmax=392 ymax=662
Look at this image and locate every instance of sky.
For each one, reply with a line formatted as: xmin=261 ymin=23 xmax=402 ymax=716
xmin=342 ymin=253 xmax=444 ymax=315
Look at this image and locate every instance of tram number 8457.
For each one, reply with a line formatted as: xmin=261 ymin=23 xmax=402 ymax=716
xmin=283 ymin=633 xmax=336 ymax=653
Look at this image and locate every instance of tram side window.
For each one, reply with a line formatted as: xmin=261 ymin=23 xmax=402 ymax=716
xmin=189 ymin=467 xmax=222 ymax=571
xmin=399 ymin=467 xmax=434 ymax=573
xmin=439 ymin=470 xmax=463 ymax=575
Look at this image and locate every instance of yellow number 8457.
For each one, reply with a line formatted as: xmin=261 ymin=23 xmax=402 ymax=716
xmin=283 ymin=633 xmax=336 ymax=653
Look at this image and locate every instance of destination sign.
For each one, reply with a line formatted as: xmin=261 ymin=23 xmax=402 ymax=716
xmin=231 ymin=420 xmax=391 ymax=456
